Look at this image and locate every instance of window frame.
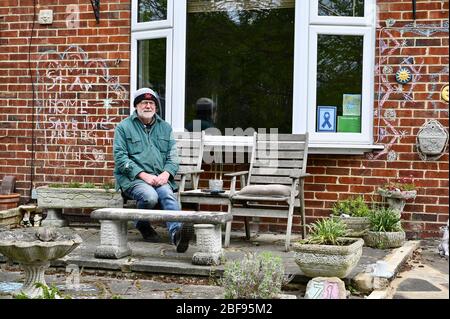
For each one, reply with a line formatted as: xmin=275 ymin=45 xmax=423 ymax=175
xmin=132 ymin=0 xmax=174 ymax=31
xmin=310 ymin=0 xmax=376 ymax=26
xmin=130 ymin=29 xmax=173 ymax=122
xmin=307 ymin=25 xmax=375 ymax=145
xmin=130 ymin=0 xmax=380 ymax=153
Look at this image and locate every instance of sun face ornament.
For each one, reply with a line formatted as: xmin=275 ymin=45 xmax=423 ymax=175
xmin=395 ymin=67 xmax=412 ymax=84
xmin=441 ymin=85 xmax=449 ymax=103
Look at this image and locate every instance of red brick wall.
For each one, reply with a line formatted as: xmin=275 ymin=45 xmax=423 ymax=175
xmin=0 ymin=0 xmax=131 ymax=195
xmin=0 ymin=0 xmax=448 ymax=238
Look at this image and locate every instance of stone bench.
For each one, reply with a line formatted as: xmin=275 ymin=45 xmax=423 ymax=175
xmin=90 ymin=208 xmax=232 ymax=266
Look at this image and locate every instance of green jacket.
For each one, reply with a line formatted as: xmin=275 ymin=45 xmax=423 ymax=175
xmin=113 ymin=112 xmax=179 ymax=192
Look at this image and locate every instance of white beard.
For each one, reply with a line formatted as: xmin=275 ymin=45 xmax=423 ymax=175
xmin=137 ymin=110 xmax=155 ymax=123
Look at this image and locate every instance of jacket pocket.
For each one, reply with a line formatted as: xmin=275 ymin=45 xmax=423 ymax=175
xmin=127 ymin=137 xmax=143 ymax=155
xmin=157 ymin=137 xmax=170 ymax=153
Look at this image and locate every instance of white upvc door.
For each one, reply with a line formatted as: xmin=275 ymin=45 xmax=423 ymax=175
xmin=292 ymin=0 xmax=310 ymax=134
xmin=171 ymin=1 xmax=188 ymax=131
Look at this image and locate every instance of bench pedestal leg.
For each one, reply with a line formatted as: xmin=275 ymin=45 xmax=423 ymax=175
xmin=95 ymin=220 xmax=131 ymax=259
xmin=192 ymin=224 xmax=223 ymax=266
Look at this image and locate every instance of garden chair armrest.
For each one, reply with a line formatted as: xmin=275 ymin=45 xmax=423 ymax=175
xmin=224 ymin=171 xmax=249 ymax=177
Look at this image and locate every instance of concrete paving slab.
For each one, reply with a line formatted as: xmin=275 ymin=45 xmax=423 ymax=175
xmin=388 ymin=240 xmax=449 ymax=299
xmin=1 ymin=226 xmax=434 ymax=299
xmin=397 ymin=278 xmax=441 ymax=292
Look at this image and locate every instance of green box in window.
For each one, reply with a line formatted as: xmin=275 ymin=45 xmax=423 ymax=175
xmin=338 ymin=116 xmax=361 ymax=133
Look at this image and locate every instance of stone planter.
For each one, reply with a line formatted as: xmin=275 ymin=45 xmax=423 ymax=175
xmin=377 ymin=188 xmax=417 ymax=215
xmin=36 ymin=186 xmax=123 ymax=227
xmin=0 ymin=207 xmax=22 ymax=228
xmin=363 ymin=230 xmax=405 ymax=249
xmin=292 ymin=238 xmax=364 ymax=278
xmin=339 ymin=216 xmax=370 ymax=237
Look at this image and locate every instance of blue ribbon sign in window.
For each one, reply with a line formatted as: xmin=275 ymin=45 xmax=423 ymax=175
xmin=317 ymin=106 xmax=337 ymax=132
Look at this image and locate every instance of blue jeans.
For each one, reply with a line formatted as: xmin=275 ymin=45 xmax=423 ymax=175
xmin=123 ymin=182 xmax=181 ymax=243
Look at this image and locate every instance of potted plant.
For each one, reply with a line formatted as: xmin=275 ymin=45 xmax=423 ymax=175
xmin=331 ymin=195 xmax=371 ymax=237
xmin=221 ymin=252 xmax=292 ymax=299
xmin=377 ymin=178 xmax=417 ymax=215
xmin=292 ymin=218 xmax=364 ymax=278
xmin=0 ymin=176 xmax=20 ymax=210
xmin=363 ymin=206 xmax=405 ymax=249
xmin=36 ymin=181 xmax=122 ymax=227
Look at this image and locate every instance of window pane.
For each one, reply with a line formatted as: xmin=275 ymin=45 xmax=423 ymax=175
xmin=137 ymin=38 xmax=167 ymax=119
xmin=319 ymin=0 xmax=365 ymax=17
xmin=185 ymin=0 xmax=295 ymax=134
xmin=138 ymin=0 xmax=168 ymax=23
xmin=316 ymin=34 xmax=363 ymax=133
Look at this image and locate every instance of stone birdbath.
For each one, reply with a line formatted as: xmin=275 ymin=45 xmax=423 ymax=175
xmin=377 ymin=188 xmax=417 ymax=216
xmin=0 ymin=227 xmax=82 ymax=298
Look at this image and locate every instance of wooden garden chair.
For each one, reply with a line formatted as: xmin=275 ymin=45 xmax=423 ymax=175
xmin=224 ymin=132 xmax=310 ymax=251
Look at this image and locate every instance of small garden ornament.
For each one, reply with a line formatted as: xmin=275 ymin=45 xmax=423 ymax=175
xmin=438 ymin=220 xmax=449 ymax=259
xmin=377 ymin=178 xmax=417 ymax=215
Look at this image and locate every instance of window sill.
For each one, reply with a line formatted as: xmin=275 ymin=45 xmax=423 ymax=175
xmin=309 ymin=143 xmax=384 ymax=155
xmin=203 ymin=135 xmax=384 ymax=155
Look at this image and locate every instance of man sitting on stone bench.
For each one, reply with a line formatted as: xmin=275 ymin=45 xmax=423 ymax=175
xmin=113 ymin=88 xmax=193 ymax=253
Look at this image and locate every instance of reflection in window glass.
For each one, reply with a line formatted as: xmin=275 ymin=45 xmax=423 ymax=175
xmin=319 ymin=0 xmax=364 ymax=17
xmin=185 ymin=0 xmax=295 ymax=133
xmin=137 ymin=38 xmax=167 ymax=119
xmin=316 ymin=34 xmax=363 ymax=133
xmin=138 ymin=0 xmax=168 ymax=23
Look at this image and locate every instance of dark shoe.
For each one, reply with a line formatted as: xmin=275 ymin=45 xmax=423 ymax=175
xmin=136 ymin=221 xmax=161 ymax=243
xmin=174 ymin=224 xmax=194 ymax=253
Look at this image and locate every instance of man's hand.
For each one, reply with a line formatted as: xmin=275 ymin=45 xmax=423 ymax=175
xmin=138 ymin=172 xmax=158 ymax=186
xmin=155 ymin=171 xmax=170 ymax=186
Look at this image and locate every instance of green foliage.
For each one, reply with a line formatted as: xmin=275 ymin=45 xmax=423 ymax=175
xmin=331 ymin=195 xmax=370 ymax=217
xmin=102 ymin=181 xmax=116 ymax=190
xmin=382 ymin=178 xmax=416 ymax=191
xmin=82 ymin=182 xmax=96 ymax=189
xmin=221 ymin=252 xmax=285 ymax=299
xmin=13 ymin=283 xmax=67 ymax=299
xmin=368 ymin=206 xmax=402 ymax=232
xmin=13 ymin=292 xmax=30 ymax=299
xmin=67 ymin=182 xmax=82 ymax=188
xmin=36 ymin=283 xmax=62 ymax=299
xmin=48 ymin=183 xmax=64 ymax=188
xmin=49 ymin=181 xmax=115 ymax=190
xmin=303 ymin=217 xmax=348 ymax=246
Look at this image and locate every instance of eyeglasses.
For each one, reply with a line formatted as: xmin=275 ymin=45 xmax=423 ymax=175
xmin=138 ymin=100 xmax=156 ymax=106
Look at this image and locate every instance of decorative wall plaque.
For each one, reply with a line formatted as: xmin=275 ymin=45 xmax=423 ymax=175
xmin=395 ymin=67 xmax=412 ymax=84
xmin=417 ymin=120 xmax=449 ymax=156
